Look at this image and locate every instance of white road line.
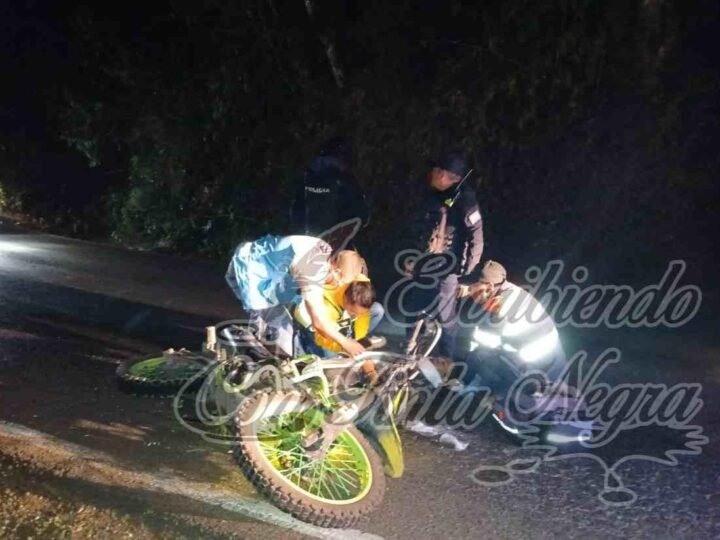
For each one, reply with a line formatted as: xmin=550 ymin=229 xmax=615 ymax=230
xmin=0 ymin=420 xmax=383 ymax=540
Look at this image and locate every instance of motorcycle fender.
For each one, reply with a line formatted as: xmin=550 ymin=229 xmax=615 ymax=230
xmin=359 ymin=415 xmax=405 ymax=478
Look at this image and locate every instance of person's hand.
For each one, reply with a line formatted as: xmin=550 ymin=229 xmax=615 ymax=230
xmin=341 ymin=338 xmax=366 ymax=358
xmin=402 ymin=259 xmax=416 ymax=278
xmin=457 ymin=284 xmax=471 ymax=298
xmin=469 ymin=282 xmax=494 ymax=303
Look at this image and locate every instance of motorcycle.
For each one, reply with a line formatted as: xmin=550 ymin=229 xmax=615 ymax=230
xmin=116 ymin=310 xmax=592 ymax=527
xmin=116 ymin=321 xmax=442 ymax=528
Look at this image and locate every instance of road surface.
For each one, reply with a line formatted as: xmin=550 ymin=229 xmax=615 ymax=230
xmin=1 ymin=220 xmax=719 ymax=539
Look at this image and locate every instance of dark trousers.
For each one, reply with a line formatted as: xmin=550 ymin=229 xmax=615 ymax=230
xmin=406 ymin=273 xmax=460 ymax=358
xmin=463 ymin=344 xmax=568 ymax=401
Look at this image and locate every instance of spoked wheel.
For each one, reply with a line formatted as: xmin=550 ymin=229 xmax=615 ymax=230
xmin=116 ymin=353 xmax=207 ymax=396
xmin=233 ymin=391 xmax=385 ymax=528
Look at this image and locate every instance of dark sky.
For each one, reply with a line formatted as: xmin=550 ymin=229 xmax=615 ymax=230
xmin=1 ymin=1 xmax=70 ymax=136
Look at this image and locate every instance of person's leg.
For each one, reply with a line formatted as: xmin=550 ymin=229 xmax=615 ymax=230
xmin=402 ymin=283 xmax=433 ymax=346
xmin=544 ymin=340 xmax=568 ymax=383
xmin=261 ymin=305 xmax=295 ymax=357
xmin=297 ymin=326 xmax=342 ymax=358
xmin=436 ymin=273 xmax=460 ymax=357
xmin=368 ymin=302 xmax=385 ymax=333
xmin=462 ymin=348 xmax=501 ymax=385
xmin=458 ymin=351 xmax=481 ymax=385
xmin=248 ymin=309 xmax=266 ymax=339
xmin=298 ymin=327 xmax=320 ymax=356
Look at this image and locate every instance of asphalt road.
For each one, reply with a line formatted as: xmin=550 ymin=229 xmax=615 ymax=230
xmin=1 ymin=220 xmax=719 ymax=539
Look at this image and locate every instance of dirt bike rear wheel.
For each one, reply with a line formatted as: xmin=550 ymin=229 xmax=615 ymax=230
xmin=116 ymin=354 xmax=206 ymax=396
xmin=233 ymin=390 xmax=386 ymax=528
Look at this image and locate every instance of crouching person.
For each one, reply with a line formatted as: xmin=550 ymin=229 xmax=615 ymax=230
xmin=456 ymin=260 xmax=566 ymax=402
xmin=225 ymin=234 xmax=368 ymax=357
xmin=294 ymin=276 xmax=384 ymax=357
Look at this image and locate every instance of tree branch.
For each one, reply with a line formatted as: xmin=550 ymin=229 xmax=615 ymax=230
xmin=303 ymin=0 xmax=345 ymax=89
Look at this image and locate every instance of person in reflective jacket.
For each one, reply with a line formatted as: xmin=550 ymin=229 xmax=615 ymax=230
xmin=406 ymin=149 xmax=484 ymax=357
xmin=456 ymin=260 xmax=566 ymax=400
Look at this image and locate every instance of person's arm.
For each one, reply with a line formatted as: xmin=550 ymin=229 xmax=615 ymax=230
xmin=460 ymin=188 xmax=484 ymax=275
xmin=303 ymin=289 xmax=365 ymax=356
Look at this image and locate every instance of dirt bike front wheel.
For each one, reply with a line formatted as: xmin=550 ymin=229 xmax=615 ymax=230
xmin=233 ymin=390 xmax=386 ymax=528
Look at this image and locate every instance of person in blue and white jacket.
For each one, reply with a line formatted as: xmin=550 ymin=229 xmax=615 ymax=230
xmin=226 ymin=235 xmax=369 ymax=358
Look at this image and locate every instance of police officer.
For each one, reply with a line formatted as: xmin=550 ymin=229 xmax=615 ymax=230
xmin=407 ymin=149 xmax=484 ymax=357
xmin=289 ymin=136 xmax=370 ymax=243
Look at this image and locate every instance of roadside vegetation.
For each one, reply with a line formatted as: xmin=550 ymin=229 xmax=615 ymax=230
xmin=2 ymin=1 xmax=717 ymax=282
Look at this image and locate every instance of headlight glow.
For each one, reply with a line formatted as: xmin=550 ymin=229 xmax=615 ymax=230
xmin=0 ymin=241 xmax=36 ymax=254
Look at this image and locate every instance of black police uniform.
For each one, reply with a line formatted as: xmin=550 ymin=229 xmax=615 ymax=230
xmin=409 ymin=182 xmax=484 ymax=357
xmin=289 ymin=140 xmax=369 ymax=241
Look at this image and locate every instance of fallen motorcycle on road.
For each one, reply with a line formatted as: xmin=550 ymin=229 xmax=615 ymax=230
xmin=116 ymin=321 xmax=442 ymax=528
xmin=116 ymin=315 xmax=593 ymax=527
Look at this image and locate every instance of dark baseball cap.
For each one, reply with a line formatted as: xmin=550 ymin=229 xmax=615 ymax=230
xmin=431 ymin=149 xmax=469 ymax=178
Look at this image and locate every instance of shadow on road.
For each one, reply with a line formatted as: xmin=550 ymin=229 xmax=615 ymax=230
xmin=0 ymin=278 xmax=249 ymax=485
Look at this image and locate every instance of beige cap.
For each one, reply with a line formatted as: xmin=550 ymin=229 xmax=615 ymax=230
xmin=480 ymin=260 xmax=506 ymax=285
